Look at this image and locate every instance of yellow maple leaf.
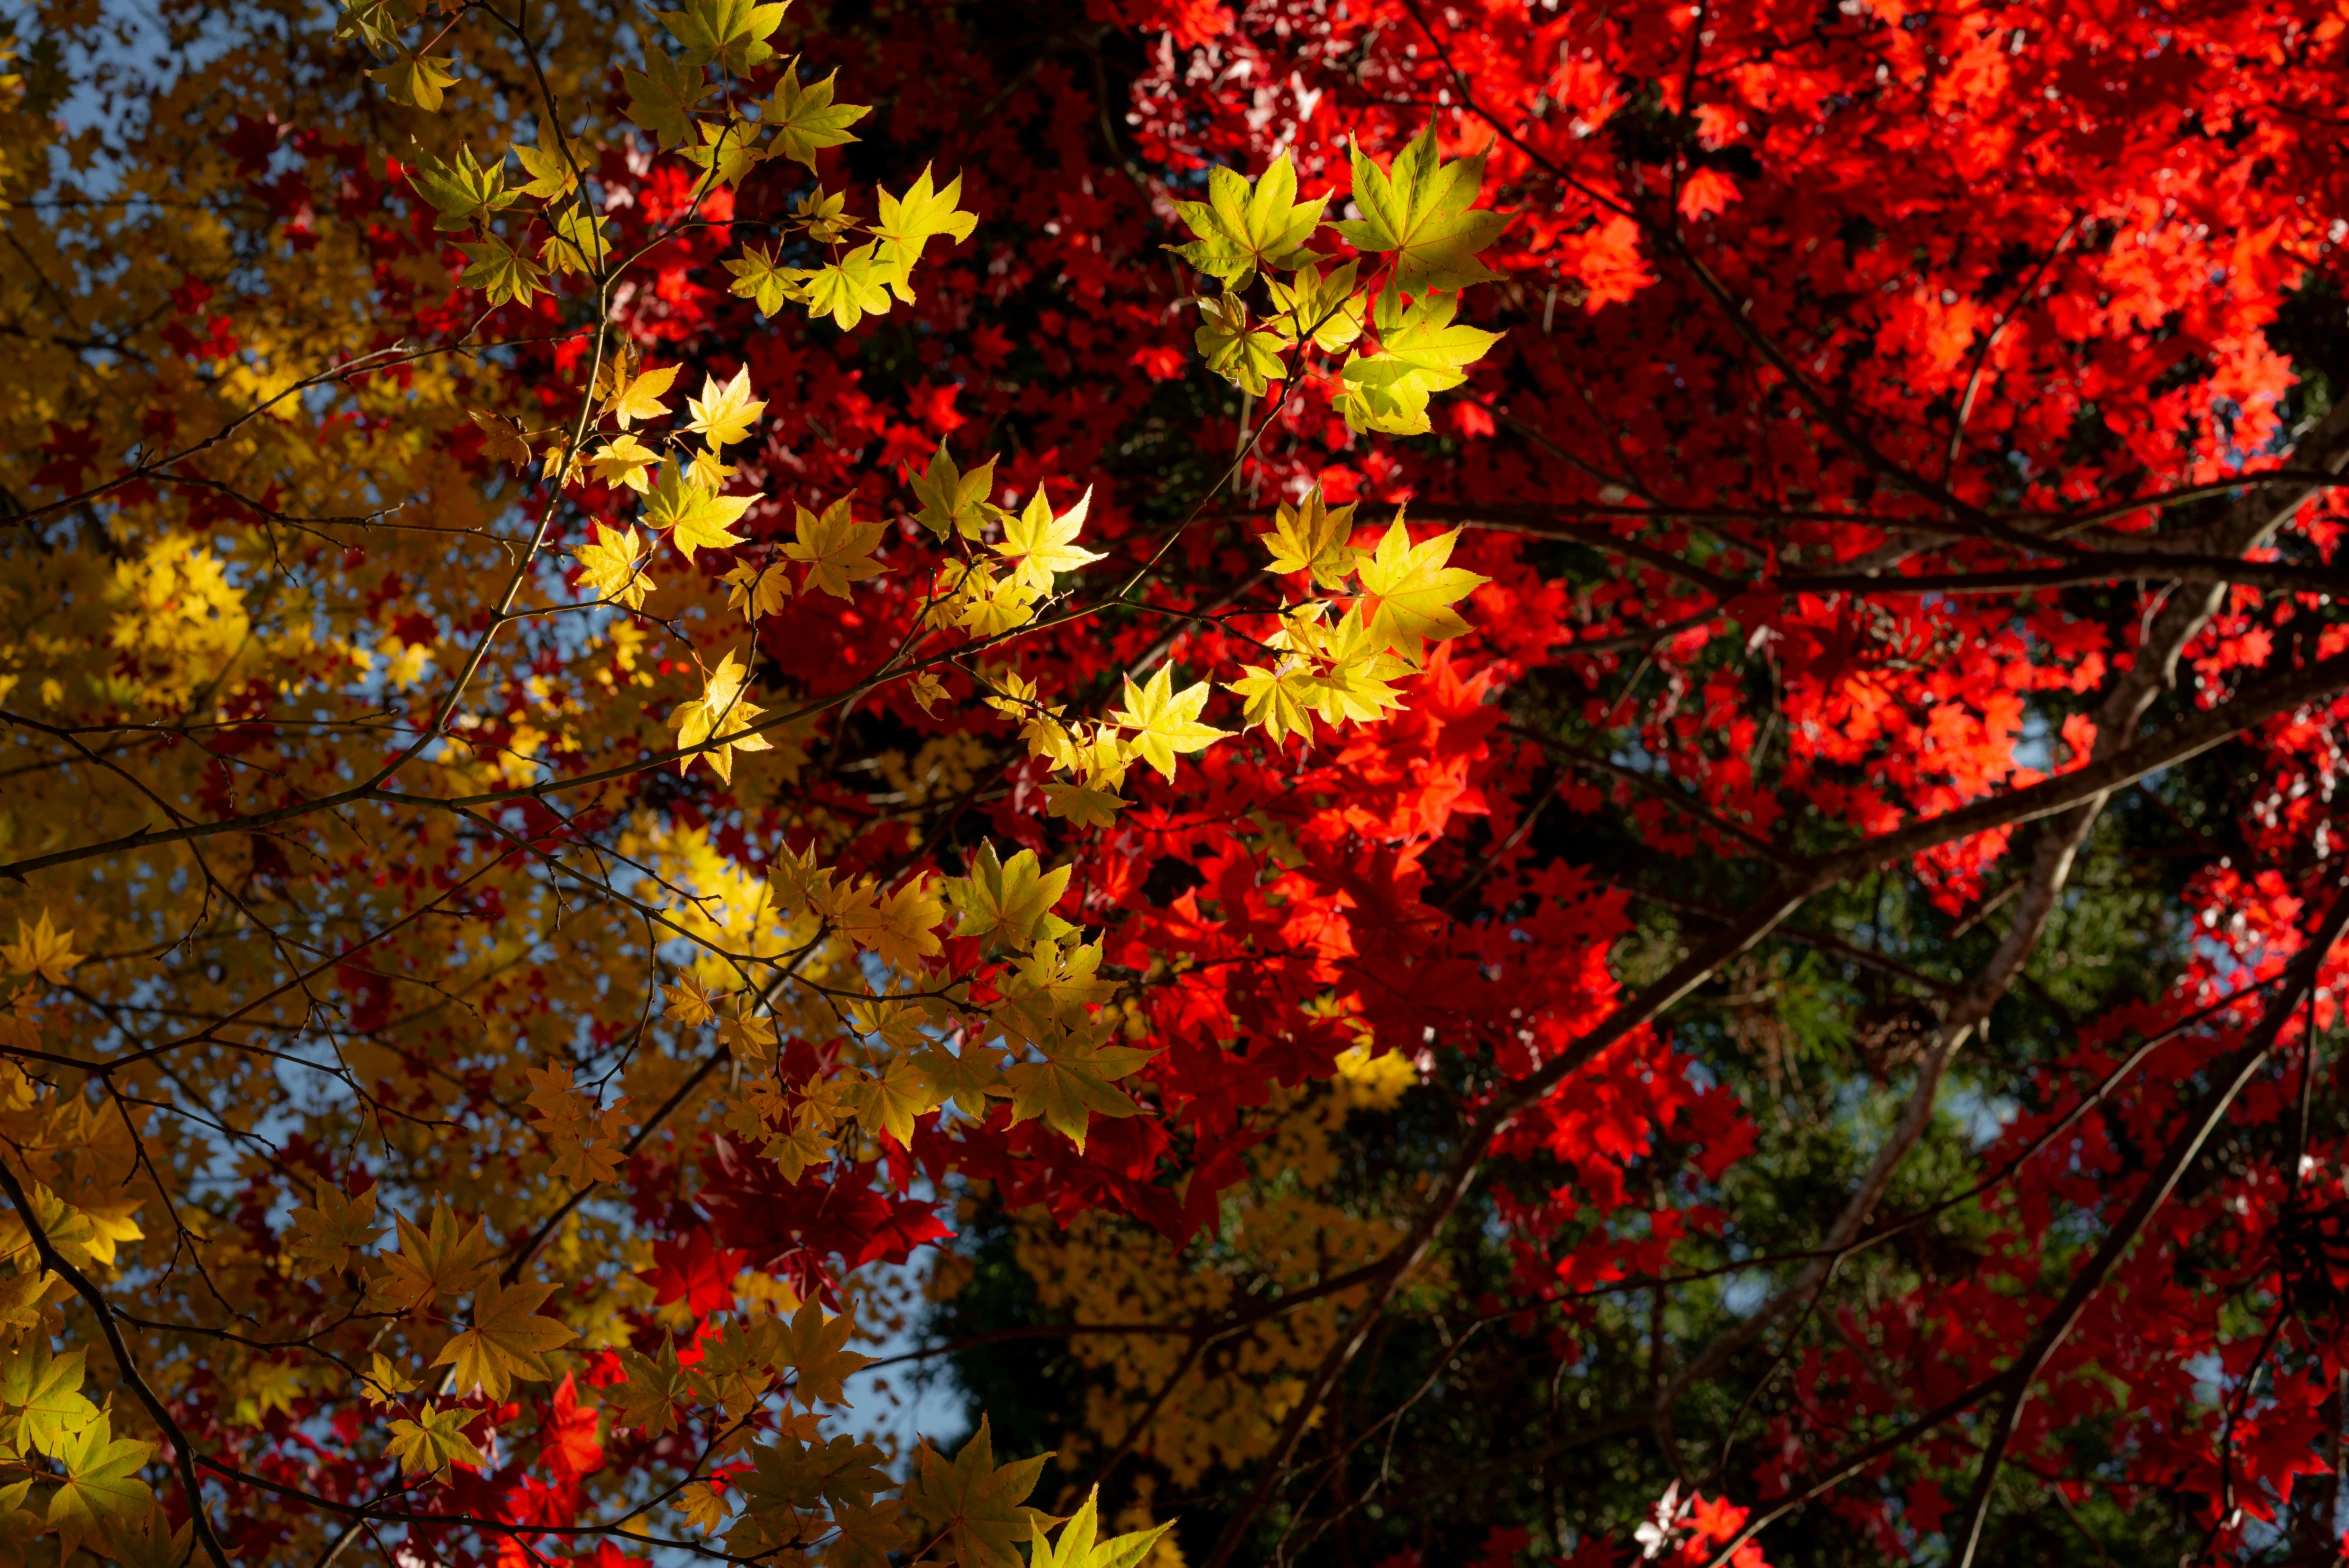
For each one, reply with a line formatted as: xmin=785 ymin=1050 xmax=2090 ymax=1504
xmin=1258 ymin=485 xmax=1359 ymax=590
xmin=603 ymin=362 xmax=680 ymax=429
xmin=663 ymin=975 xmax=720 ymax=1027
xmin=1108 ymin=666 xmax=1230 ymax=781
xmin=363 ymin=1202 xmax=497 ymax=1317
xmin=577 ymin=522 xmax=652 ymax=610
xmin=642 ymin=458 xmax=754 ymax=562
xmin=285 ymin=1182 xmax=378 ymax=1278
xmin=1 ymin=912 xmax=80 ymax=987
xmin=1353 ymin=512 xmax=1488 ymax=664
xmin=780 ymin=1296 xmax=873 ymax=1408
xmin=667 ymin=650 xmax=775 ymax=784
xmin=722 ymin=559 xmax=793 ymax=620
xmin=587 ymin=432 xmax=660 ymax=493
xmin=431 ymin=1279 xmax=576 ymax=1400
xmin=686 ymin=366 xmax=766 ymax=448
xmin=992 ymin=485 xmax=1104 ymax=594
xmin=784 ymin=497 xmax=886 ymax=598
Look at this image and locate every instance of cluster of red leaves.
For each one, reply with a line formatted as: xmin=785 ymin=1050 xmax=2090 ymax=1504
xmin=147 ymin=0 xmax=2349 ymax=1559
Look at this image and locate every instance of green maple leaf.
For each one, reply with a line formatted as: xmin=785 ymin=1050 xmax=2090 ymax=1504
xmin=1334 ymin=291 xmax=1501 ymax=436
xmin=540 ymin=204 xmax=611 ymax=276
xmin=802 ymin=242 xmax=894 ymax=330
xmin=906 ymin=1417 xmax=1048 ymax=1568
xmin=946 ymin=842 xmax=1074 ymax=951
xmin=657 ymin=0 xmax=786 ymax=73
xmin=513 ymin=134 xmax=576 ymax=200
xmin=410 ymin=144 xmax=514 ymax=232
xmin=641 ymin=457 xmax=753 ymax=560
xmin=1228 ymin=660 xmax=1319 ymax=746
xmin=1168 ymin=150 xmax=1328 ymax=290
xmin=762 ymin=60 xmax=869 ymax=171
xmin=456 ymin=235 xmax=546 ymax=307
xmin=385 ymin=1402 xmax=487 ymax=1480
xmin=676 ymin=118 xmax=768 ymax=190
xmin=1110 ymin=665 xmax=1230 ymax=781
xmin=1193 ymin=294 xmax=1290 ymax=397
xmin=724 ymin=242 xmax=808 ymax=315
xmin=911 ymin=1043 xmax=999 ymax=1118
xmin=608 ymin=1338 xmax=691 ymax=1438
xmin=45 ymin=1413 xmax=156 ymax=1563
xmin=623 ymin=50 xmax=710 ymax=148
xmin=1265 ymin=257 xmax=1368 ymax=353
xmin=0 ymin=1341 xmax=96 ymax=1458
xmin=1005 ymin=1025 xmax=1153 ymax=1152
xmin=871 ymin=164 xmax=977 ymax=302
xmin=1329 ymin=127 xmax=1509 ymax=297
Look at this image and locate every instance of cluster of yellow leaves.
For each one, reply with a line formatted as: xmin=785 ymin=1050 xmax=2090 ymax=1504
xmin=523 ymin=1062 xmax=636 ymax=1188
xmin=1005 ymin=1041 xmax=1418 ymax=1489
xmin=1170 ymin=130 xmax=1505 ymax=434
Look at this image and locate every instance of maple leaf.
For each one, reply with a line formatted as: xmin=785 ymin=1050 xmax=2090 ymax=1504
xmin=675 ymin=1480 xmax=732 ymax=1533
xmin=587 ymin=433 xmax=659 ymax=493
xmin=1265 ymin=258 xmax=1368 ymax=353
xmin=762 ymin=60 xmax=869 ymax=170
xmin=871 ymin=164 xmax=977 ymax=300
xmin=542 ymin=1372 xmax=604 ymax=1481
xmin=431 ymin=1279 xmax=577 ymax=1400
xmin=840 ymin=1056 xmax=938 ymax=1149
xmin=802 ymin=243 xmax=895 ymax=330
xmin=364 ymin=1201 xmax=496 ymax=1316
xmin=0 ymin=1341 xmax=95 ymax=1457
xmin=385 ymin=1402 xmax=486 ymax=1480
xmin=829 ymin=1498 xmax=908 ymax=1568
xmin=687 ymin=367 xmax=765 ymax=448
xmin=1006 ymin=1027 xmax=1153 ymax=1152
xmin=993 ymin=485 xmax=1103 ymax=593
xmin=677 ymin=118 xmax=768 ymax=190
xmin=1228 ymin=661 xmax=1317 ymax=746
xmin=1168 ymin=151 xmax=1328 ymax=289
xmin=718 ymin=999 xmax=778 ymax=1062
xmin=662 ymin=975 xmax=719 ymax=1027
xmin=513 ymin=134 xmax=576 ymax=201
xmin=668 ymin=650 xmax=774 ymax=784
xmin=368 ymin=53 xmax=457 ymax=112
xmin=909 ymin=443 xmax=1005 ymax=541
xmin=857 ymin=876 xmax=944 ymax=971
xmin=641 ymin=458 xmax=752 ymax=561
xmin=608 ymin=1339 xmax=691 ymax=1438
xmin=907 ymin=1416 xmax=1048 ymax=1568
xmin=1260 ymin=485 xmax=1360 ymax=589
xmin=1 ymin=911 xmax=80 ymax=986
xmin=1329 ymin=127 xmax=1509 ymax=297
xmin=285 ymin=1181 xmax=378 ymax=1278
xmin=658 ymin=0 xmax=786 ymax=73
xmin=780 ymin=1297 xmax=873 ymax=1407
xmin=359 ymin=1352 xmax=415 ymax=1406
xmin=577 ymin=522 xmax=653 ymax=611
xmin=1043 ymin=777 xmax=1126 ymax=829
xmin=784 ymin=497 xmax=886 ymax=597
xmin=604 ymin=362 xmax=680 ymax=429
xmin=723 ymin=559 xmax=792 ymax=620
xmin=1193 ymin=293 xmax=1290 ymax=397
xmin=1335 ymin=289 xmax=1503 ymax=437
xmin=411 ymin=145 xmax=513 ymax=232
xmin=724 ymin=242 xmax=807 ymax=315
xmin=467 ymin=409 xmax=531 ymax=471
xmin=623 ymin=50 xmax=710 ymax=148
xmin=1110 ymin=666 xmax=1230 ymax=781
xmin=1355 ymin=515 xmax=1488 ymax=663
xmin=45 ymin=1413 xmax=155 ymax=1563
xmin=540 ymin=203 xmax=611 ymax=275
xmin=946 ymin=842 xmax=1074 ymax=951
xmin=456 ymin=235 xmax=545 ymax=307
xmin=1030 ymin=1488 xmax=1174 ymax=1568
xmin=107 ymin=1500 xmax=193 ymax=1568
